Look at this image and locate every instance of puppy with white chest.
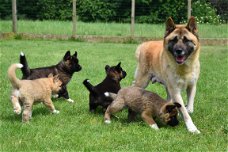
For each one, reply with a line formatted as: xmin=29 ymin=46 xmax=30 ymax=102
xmin=8 ymin=63 xmax=62 ymax=122
xmin=104 ymin=86 xmax=181 ymax=130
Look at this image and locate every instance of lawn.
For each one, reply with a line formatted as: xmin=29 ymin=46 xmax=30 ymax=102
xmin=1 ymin=20 xmax=228 ymax=38
xmin=0 ymin=40 xmax=227 ymax=151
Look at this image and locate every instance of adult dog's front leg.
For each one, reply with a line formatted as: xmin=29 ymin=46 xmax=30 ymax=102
xmin=169 ymin=88 xmax=200 ymax=134
xmin=186 ymin=84 xmax=197 ymax=114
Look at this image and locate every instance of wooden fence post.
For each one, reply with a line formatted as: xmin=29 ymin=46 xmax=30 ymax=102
xmin=131 ymin=0 xmax=135 ymax=38
xmin=72 ymin=0 xmax=77 ymax=38
xmin=187 ymin=0 xmax=192 ymax=19
xmin=12 ymin=0 xmax=17 ymax=33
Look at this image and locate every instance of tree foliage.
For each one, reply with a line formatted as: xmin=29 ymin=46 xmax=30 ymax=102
xmin=0 ymin=0 xmax=225 ymax=24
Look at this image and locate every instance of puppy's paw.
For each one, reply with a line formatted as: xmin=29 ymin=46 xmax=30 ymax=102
xmin=52 ymin=94 xmax=59 ymax=98
xmin=52 ymin=110 xmax=60 ymax=114
xmin=186 ymin=119 xmax=200 ymax=134
xmin=67 ymin=98 xmax=74 ymax=103
xmin=104 ymin=120 xmax=111 ymax=124
xmin=14 ymin=108 xmax=21 ymax=115
xmin=150 ymin=124 xmax=159 ymax=130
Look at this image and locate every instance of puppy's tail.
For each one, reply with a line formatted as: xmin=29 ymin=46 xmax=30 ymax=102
xmin=8 ymin=63 xmax=23 ymax=89
xmin=20 ymin=52 xmax=30 ymax=78
xmin=104 ymin=92 xmax=117 ymax=100
xmin=83 ymin=79 xmax=98 ymax=96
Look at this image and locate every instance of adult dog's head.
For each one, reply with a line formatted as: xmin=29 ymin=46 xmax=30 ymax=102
xmin=164 ymin=17 xmax=200 ymax=65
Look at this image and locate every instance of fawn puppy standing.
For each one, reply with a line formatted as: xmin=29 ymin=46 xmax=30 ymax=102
xmin=8 ymin=63 xmax=62 ymax=122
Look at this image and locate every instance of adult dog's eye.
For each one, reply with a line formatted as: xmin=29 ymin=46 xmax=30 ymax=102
xmin=183 ymin=36 xmax=193 ymax=43
xmin=171 ymin=36 xmax=178 ymax=42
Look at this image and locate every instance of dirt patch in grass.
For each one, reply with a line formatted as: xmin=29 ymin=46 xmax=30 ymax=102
xmin=0 ymin=32 xmax=227 ymax=45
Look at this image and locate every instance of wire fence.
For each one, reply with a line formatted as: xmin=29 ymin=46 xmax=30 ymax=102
xmin=1 ymin=0 xmax=227 ymax=43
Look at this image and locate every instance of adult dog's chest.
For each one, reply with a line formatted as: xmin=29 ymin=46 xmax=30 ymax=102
xmin=162 ymin=63 xmax=199 ymax=90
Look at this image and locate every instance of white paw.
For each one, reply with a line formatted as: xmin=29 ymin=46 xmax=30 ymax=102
xmin=105 ymin=120 xmax=111 ymax=124
xmin=52 ymin=94 xmax=59 ymax=98
xmin=67 ymin=98 xmax=74 ymax=103
xmin=52 ymin=110 xmax=60 ymax=114
xmin=186 ymin=119 xmax=200 ymax=134
xmin=150 ymin=124 xmax=159 ymax=130
xmin=104 ymin=92 xmax=109 ymax=97
xmin=14 ymin=109 xmax=21 ymax=115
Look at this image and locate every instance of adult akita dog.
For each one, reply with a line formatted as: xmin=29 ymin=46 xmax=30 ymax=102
xmin=133 ymin=17 xmax=201 ymax=133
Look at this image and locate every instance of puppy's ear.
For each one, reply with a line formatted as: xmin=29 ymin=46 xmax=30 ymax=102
xmin=63 ymin=51 xmax=71 ymax=61
xmin=174 ymin=102 xmax=181 ymax=108
xmin=73 ymin=51 xmax=77 ymax=58
xmin=48 ymin=73 xmax=54 ymax=78
xmin=165 ymin=17 xmax=176 ymax=37
xmin=165 ymin=104 xmax=176 ymax=113
xmin=117 ymin=62 xmax=121 ymax=67
xmin=105 ymin=65 xmax=110 ymax=71
xmin=53 ymin=75 xmax=61 ymax=84
xmin=186 ymin=16 xmax=198 ymax=36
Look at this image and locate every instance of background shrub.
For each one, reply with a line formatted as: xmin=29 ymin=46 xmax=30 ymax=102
xmin=0 ymin=0 xmax=226 ymax=24
xmin=192 ymin=0 xmax=223 ymax=24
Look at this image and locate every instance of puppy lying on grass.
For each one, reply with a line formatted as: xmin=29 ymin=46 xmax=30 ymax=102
xmin=8 ymin=63 xmax=62 ymax=123
xmin=104 ymin=86 xmax=181 ymax=130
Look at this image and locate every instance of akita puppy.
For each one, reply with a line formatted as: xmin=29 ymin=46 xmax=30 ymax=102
xmin=8 ymin=63 xmax=62 ymax=122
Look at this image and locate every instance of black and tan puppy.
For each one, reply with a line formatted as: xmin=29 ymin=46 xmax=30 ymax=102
xmin=83 ymin=62 xmax=126 ymax=112
xmin=20 ymin=51 xmax=82 ymax=103
xmin=104 ymin=86 xmax=181 ymax=130
xmin=133 ymin=17 xmax=201 ymax=133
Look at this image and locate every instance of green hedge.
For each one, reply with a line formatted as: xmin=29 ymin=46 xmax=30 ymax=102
xmin=0 ymin=0 xmax=225 ymax=24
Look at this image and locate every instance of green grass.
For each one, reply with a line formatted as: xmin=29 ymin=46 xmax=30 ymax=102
xmin=1 ymin=20 xmax=228 ymax=38
xmin=0 ymin=40 xmax=227 ymax=151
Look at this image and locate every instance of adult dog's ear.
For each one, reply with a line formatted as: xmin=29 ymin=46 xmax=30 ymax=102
xmin=63 ymin=51 xmax=71 ymax=61
xmin=165 ymin=17 xmax=176 ymax=38
xmin=186 ymin=16 xmax=198 ymax=37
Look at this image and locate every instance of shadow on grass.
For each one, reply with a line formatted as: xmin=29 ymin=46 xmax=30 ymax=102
xmin=2 ymin=107 xmax=52 ymax=123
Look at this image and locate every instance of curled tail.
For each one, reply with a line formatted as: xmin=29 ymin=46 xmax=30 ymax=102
xmin=20 ymin=52 xmax=30 ymax=78
xmin=83 ymin=79 xmax=98 ymax=96
xmin=8 ymin=63 xmax=23 ymax=89
xmin=104 ymin=92 xmax=117 ymax=100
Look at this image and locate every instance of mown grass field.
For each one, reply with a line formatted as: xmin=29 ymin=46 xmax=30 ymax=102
xmin=0 ymin=40 xmax=227 ymax=151
xmin=1 ymin=20 xmax=228 ymax=38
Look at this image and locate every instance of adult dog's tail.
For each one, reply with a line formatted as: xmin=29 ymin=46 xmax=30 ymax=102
xmin=104 ymin=92 xmax=117 ymax=100
xmin=20 ymin=52 xmax=30 ymax=78
xmin=8 ymin=63 xmax=23 ymax=89
xmin=83 ymin=79 xmax=98 ymax=96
